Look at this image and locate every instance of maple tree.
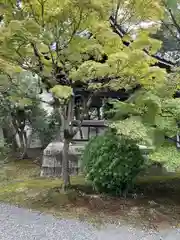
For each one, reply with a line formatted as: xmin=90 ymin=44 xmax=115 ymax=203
xmin=106 ymin=71 xmax=180 ymax=173
xmin=109 ymin=80 xmax=180 ymax=146
xmin=0 ymin=0 xmax=167 ymax=187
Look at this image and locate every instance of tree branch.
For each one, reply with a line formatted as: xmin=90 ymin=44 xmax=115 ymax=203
xmin=167 ymin=7 xmax=180 ymax=35
xmin=26 ymin=0 xmax=39 ymax=24
xmin=31 ymin=42 xmax=43 ymax=72
xmin=56 ymin=7 xmax=84 ymax=61
xmin=37 ymin=0 xmax=48 ymax=28
xmin=48 ymin=45 xmax=55 ymax=65
xmin=162 ymin=20 xmax=179 ymax=41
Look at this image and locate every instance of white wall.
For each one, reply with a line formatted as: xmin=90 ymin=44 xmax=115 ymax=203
xmin=39 ymin=90 xmax=54 ymax=115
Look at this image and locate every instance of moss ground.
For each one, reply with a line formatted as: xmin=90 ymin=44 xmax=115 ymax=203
xmin=0 ymin=159 xmax=180 ymax=229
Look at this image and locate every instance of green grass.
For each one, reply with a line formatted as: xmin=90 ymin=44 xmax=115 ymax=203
xmin=136 ymin=173 xmax=180 ymax=183
xmin=0 ymin=159 xmax=86 ymax=197
xmin=0 ymin=159 xmax=180 ymax=202
xmin=0 ymin=159 xmax=180 ymax=227
xmin=0 ymin=160 xmax=92 ymax=219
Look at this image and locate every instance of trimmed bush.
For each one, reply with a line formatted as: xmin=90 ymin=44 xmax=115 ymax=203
xmin=82 ymin=131 xmax=145 ymax=195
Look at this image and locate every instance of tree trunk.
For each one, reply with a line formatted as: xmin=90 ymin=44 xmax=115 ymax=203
xmin=62 ymin=138 xmax=70 ymax=189
xmin=18 ymin=130 xmax=29 ymax=159
xmin=21 ymin=131 xmax=29 ymax=159
xmin=58 ymin=97 xmax=75 ymax=189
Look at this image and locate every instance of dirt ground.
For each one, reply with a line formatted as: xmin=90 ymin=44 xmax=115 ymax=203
xmin=0 ymin=159 xmax=180 ymax=230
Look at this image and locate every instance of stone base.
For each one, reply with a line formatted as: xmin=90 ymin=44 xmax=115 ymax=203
xmin=40 ymin=141 xmax=84 ymax=178
xmin=40 ymin=166 xmax=79 ymax=177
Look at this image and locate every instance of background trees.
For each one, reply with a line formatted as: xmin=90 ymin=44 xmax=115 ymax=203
xmin=0 ymin=70 xmax=40 ymax=157
xmin=0 ymin=69 xmax=59 ymax=159
xmin=153 ymin=0 xmax=180 ymax=64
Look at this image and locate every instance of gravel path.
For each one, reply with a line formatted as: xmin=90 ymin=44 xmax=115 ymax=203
xmin=0 ymin=203 xmax=180 ymax=240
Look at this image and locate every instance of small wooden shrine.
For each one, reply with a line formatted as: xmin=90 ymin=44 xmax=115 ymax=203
xmin=40 ymin=120 xmax=108 ymax=177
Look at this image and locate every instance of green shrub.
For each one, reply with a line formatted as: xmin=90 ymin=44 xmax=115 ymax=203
xmin=149 ymin=144 xmax=180 ymax=172
xmin=82 ymin=131 xmax=145 ymax=195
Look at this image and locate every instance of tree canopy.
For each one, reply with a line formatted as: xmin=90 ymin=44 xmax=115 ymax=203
xmin=0 ymin=0 xmax=166 ymax=92
xmin=0 ymin=0 xmax=174 ymax=186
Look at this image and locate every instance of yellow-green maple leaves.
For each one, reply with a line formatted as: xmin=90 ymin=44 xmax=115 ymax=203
xmin=111 ymin=116 xmax=153 ymax=145
xmin=51 ymin=85 xmax=73 ymax=100
xmin=110 ymin=90 xmax=180 ymax=147
xmin=70 ymin=43 xmax=166 ymax=91
xmin=149 ymin=144 xmax=180 ymax=171
xmin=131 ymin=32 xmax=162 ymax=55
xmin=0 ymin=0 xmax=167 ymax=99
xmin=70 ymin=61 xmax=110 ymax=82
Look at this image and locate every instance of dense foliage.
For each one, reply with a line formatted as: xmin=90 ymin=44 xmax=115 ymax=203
xmin=31 ymin=107 xmax=60 ymax=148
xmin=0 ymin=71 xmax=42 ymax=157
xmin=150 ymin=144 xmax=180 ymax=172
xmin=107 ymin=87 xmax=180 ymax=147
xmin=0 ymin=0 xmax=178 ymax=186
xmin=0 ymin=70 xmax=58 ymax=156
xmin=82 ymin=131 xmax=144 ymax=195
xmin=104 ymin=83 xmax=180 ymax=171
